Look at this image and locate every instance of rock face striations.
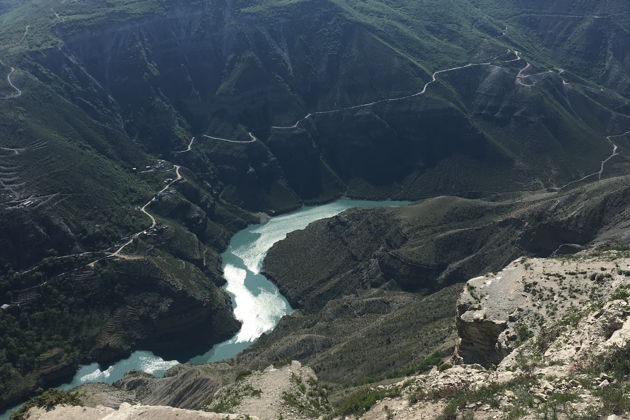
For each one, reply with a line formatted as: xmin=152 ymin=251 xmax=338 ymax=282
xmin=26 ymin=403 xmax=254 ymax=420
xmin=263 ymin=206 xmax=408 ymax=311
xmin=28 ymin=361 xmax=327 ymax=420
xmin=264 ymin=175 xmax=630 ymax=312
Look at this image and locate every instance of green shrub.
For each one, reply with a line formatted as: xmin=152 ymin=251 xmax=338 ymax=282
xmin=537 ymin=392 xmax=580 ymax=419
xmin=438 ymin=363 xmax=453 ymax=372
xmin=417 ymin=351 xmax=444 ymax=373
xmin=273 ymin=360 xmax=292 ymax=368
xmin=351 ymin=350 xmax=445 ymax=387
xmin=11 ymin=389 xmax=83 ymax=420
xmin=334 ymin=387 xmax=401 ymax=416
xmin=515 ymin=324 xmax=533 ymax=345
xmin=600 ymin=343 xmax=630 ymax=381
xmin=437 ymin=401 xmax=458 ymax=420
xmin=503 ymin=405 xmax=527 ymax=419
xmin=609 ymin=285 xmax=630 ymax=301
xmin=235 ymin=370 xmax=252 ymax=381
xmin=435 ymin=376 xmax=536 ymax=418
xmin=594 ymin=384 xmax=630 ymax=416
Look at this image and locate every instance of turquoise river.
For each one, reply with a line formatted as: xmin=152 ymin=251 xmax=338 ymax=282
xmin=0 ymin=199 xmax=408 ymax=419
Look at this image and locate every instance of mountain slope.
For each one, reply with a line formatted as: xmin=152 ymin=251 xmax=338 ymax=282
xmin=1 ymin=0 xmax=630 ymax=413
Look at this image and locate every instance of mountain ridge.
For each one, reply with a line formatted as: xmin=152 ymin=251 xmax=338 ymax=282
xmin=1 ymin=0 xmax=630 ymax=413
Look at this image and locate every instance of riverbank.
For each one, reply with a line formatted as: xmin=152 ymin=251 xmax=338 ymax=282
xmin=0 ymin=200 xmax=408 ymax=420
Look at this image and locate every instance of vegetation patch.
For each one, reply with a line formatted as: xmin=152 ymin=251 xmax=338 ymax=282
xmin=235 ymin=370 xmax=252 ymax=381
xmin=430 ymin=376 xmax=537 ymax=419
xmin=332 ymin=387 xmax=401 ymax=417
xmin=352 ymin=350 xmax=445 ymax=386
xmin=609 ymin=284 xmax=630 ymax=301
xmin=201 ymin=385 xmax=262 ymax=414
xmin=280 ymin=374 xmax=331 ymax=418
xmin=594 ymin=383 xmax=630 ymax=416
xmin=10 ymin=389 xmax=83 ymax=420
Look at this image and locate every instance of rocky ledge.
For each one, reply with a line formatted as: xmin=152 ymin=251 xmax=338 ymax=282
xmin=354 ymin=248 xmax=630 ymax=419
xmin=25 ymin=403 xmax=254 ymax=420
xmin=457 ymin=252 xmax=626 ymax=365
xmin=23 ymin=361 xmax=325 ymax=420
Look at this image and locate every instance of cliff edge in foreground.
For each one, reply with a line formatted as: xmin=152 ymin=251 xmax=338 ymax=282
xmin=355 ymin=248 xmax=630 ymax=419
xmin=20 ymin=248 xmax=629 ymax=419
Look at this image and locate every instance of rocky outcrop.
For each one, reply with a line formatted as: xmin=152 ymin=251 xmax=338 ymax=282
xmin=455 ymin=314 xmax=507 ymax=366
xmin=39 ymin=362 xmax=329 ymax=420
xmin=25 ymin=403 xmax=254 ymax=420
xmin=351 ymin=249 xmax=630 ymax=419
xmin=202 ymin=361 xmax=329 ymax=420
xmin=457 ymin=253 xmax=626 ymax=366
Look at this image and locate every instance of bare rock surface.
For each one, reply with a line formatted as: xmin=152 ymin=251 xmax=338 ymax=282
xmin=354 ymin=249 xmax=630 ymax=419
xmin=25 ymin=403 xmax=254 ymax=420
xmin=203 ymin=360 xmax=329 ymax=420
xmin=457 ymin=252 xmax=627 ymax=365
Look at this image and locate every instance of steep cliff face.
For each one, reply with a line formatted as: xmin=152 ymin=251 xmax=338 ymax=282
xmin=263 ymin=175 xmax=630 ymax=314
xmin=263 ymin=207 xmax=408 ymax=311
xmin=47 ymin=25 xmax=630 ymax=204
xmin=6 ymin=0 xmax=630 ymax=223
xmin=352 ymin=250 xmax=630 ymax=419
xmin=456 ymin=254 xmax=626 ymax=366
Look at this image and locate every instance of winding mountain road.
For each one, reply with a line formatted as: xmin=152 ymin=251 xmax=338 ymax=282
xmin=513 ymin=50 xmax=559 ymax=87
xmin=202 ymin=47 xmax=622 ymax=193
xmin=175 ymin=137 xmax=196 ymax=154
xmin=271 ymin=50 xmax=520 ymax=130
xmin=195 ymin=46 xmax=621 ymax=194
xmin=515 ymin=60 xmax=532 ymax=86
xmin=3 ymin=66 xmax=22 ymax=99
xmin=598 ymin=131 xmax=630 ymax=179
xmin=202 ymin=132 xmax=258 ymax=144
xmin=598 ymin=138 xmax=620 ymax=179
xmin=51 ymin=8 xmax=65 ymax=23
xmin=17 ymin=162 xmax=184 ymax=288
xmin=557 ymin=131 xmax=627 ymax=190
xmin=0 ymin=146 xmax=25 ymax=155
xmin=109 ymin=165 xmax=183 ymax=257
xmin=19 ymin=25 xmax=30 ymax=44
